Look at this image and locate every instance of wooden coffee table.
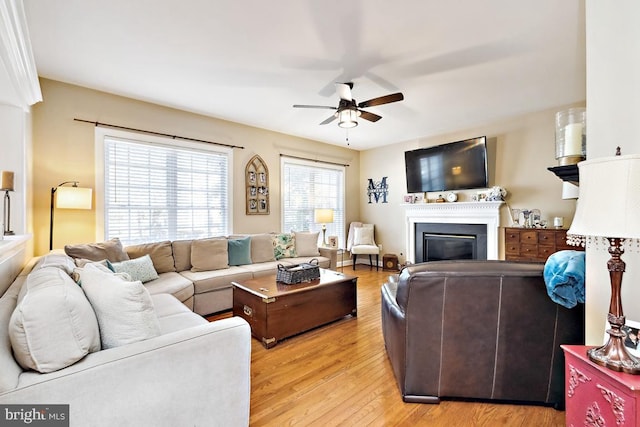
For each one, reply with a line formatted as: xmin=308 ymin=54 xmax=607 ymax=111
xmin=232 ymin=268 xmax=357 ymax=348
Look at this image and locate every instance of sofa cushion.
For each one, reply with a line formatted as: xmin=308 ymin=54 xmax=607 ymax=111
xmin=32 ymin=252 xmax=76 ymax=275
xmin=125 ymin=240 xmax=176 ymax=273
xmin=79 ymin=264 xmax=161 ymax=349
xmin=228 ymin=237 xmax=252 ymax=266
xmin=64 ymin=238 xmax=130 ymax=262
xmin=191 ymin=238 xmax=229 ymax=272
xmin=172 ymin=239 xmax=193 ymax=272
xmin=143 ymin=272 xmax=194 ymax=304
xmin=274 ymin=233 xmax=296 ymax=260
xmin=250 ymin=234 xmax=275 ymax=263
xmin=8 ymin=267 xmax=101 ymax=373
xmin=293 ymin=231 xmax=320 ymax=257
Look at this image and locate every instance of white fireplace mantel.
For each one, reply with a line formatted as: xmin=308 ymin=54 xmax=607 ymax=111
xmin=404 ymin=201 xmax=503 ymax=262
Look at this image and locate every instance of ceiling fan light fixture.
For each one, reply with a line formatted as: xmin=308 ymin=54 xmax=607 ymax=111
xmin=338 ymin=109 xmax=359 ymax=128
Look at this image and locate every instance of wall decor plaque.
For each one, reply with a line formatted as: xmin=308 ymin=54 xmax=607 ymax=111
xmin=246 ymin=155 xmax=269 ymax=215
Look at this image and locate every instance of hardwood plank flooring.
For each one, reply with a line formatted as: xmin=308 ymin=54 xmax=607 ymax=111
xmin=209 ymin=268 xmax=565 ymax=426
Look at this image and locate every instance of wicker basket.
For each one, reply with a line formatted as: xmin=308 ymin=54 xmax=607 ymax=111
xmin=276 ymin=258 xmax=320 ymax=284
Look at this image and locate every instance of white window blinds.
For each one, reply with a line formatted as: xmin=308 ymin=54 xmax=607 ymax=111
xmin=104 ymin=136 xmax=230 ymax=245
xmin=281 ymin=157 xmax=345 ymax=247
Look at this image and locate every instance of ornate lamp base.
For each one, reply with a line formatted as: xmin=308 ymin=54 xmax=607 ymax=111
xmin=589 ymin=316 xmax=640 ymax=375
xmin=587 ymin=238 xmax=640 ymax=375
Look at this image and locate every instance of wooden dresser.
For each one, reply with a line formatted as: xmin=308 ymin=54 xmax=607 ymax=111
xmin=504 ymin=227 xmax=579 ymax=262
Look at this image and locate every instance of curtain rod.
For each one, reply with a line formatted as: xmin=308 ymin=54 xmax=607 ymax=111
xmin=73 ymin=118 xmax=244 ymax=149
xmin=280 ymin=154 xmax=349 ymax=167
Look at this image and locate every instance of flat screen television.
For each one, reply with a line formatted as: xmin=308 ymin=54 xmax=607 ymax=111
xmin=405 ymin=136 xmax=488 ymax=193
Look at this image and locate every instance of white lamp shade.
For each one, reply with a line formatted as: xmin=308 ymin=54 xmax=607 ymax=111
xmin=314 ymin=208 xmax=334 ymax=224
xmin=338 ymin=109 xmax=358 ymax=128
xmin=56 ymin=186 xmax=93 ymax=209
xmin=568 ymin=154 xmax=640 ymax=239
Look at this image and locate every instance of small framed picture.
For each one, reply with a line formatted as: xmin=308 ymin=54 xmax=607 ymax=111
xmin=605 ymin=319 xmax=640 ymax=357
xmin=403 ymin=195 xmax=414 ymax=203
xmin=328 ymin=236 xmax=338 ymax=249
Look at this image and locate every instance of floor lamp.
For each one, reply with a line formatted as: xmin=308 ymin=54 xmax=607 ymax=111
xmin=50 ymin=181 xmax=93 ymax=250
xmin=1 ymin=171 xmax=14 ymax=235
xmin=567 ymin=151 xmax=640 ymax=374
xmin=314 ymin=208 xmax=334 ymax=247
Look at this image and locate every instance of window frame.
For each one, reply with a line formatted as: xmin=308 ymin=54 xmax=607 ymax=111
xmin=280 ymin=156 xmax=346 ymax=247
xmin=94 ymin=127 xmax=233 ymax=243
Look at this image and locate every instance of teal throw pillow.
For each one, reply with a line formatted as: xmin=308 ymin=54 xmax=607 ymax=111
xmin=228 ymin=236 xmax=252 ymax=266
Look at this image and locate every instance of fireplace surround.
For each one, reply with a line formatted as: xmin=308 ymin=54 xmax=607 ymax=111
xmin=404 ymin=201 xmax=503 ymax=263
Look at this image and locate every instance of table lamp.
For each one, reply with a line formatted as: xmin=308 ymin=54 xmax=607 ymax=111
xmin=50 ymin=181 xmax=93 ymax=250
xmin=567 ymin=150 xmax=640 ymax=374
xmin=1 ymin=171 xmax=14 ymax=235
xmin=314 ymin=208 xmax=334 ymax=247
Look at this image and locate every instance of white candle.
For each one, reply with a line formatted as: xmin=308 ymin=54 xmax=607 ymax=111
xmin=563 ymin=123 xmax=583 ymax=156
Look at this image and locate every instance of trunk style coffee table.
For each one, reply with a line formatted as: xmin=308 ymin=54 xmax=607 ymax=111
xmin=232 ymin=268 xmax=357 ymax=348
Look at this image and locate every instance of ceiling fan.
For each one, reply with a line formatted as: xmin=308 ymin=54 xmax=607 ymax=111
xmin=293 ymin=83 xmax=404 ymax=128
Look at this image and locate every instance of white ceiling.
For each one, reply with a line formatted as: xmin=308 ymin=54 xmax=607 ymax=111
xmin=23 ymin=0 xmax=586 ymax=150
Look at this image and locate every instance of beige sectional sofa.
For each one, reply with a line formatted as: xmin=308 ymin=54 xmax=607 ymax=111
xmin=120 ymin=232 xmax=335 ymax=315
xmin=0 ymin=253 xmax=252 ymax=426
xmin=0 ymin=231 xmax=332 ymax=426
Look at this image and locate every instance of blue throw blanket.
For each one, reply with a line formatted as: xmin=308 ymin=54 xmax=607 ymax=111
xmin=543 ymin=250 xmax=586 ymax=309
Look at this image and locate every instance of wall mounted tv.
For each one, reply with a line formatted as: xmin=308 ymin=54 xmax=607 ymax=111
xmin=405 ymin=136 xmax=488 ymax=193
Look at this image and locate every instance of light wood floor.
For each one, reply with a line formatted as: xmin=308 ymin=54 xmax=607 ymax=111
xmin=210 ymin=267 xmax=565 ymax=426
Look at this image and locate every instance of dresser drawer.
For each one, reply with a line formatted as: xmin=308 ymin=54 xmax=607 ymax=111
xmin=537 ymin=245 xmax=556 ymax=260
xmin=537 ymin=231 xmax=556 ymax=245
xmin=520 ymin=231 xmax=538 ymax=244
xmin=505 ymin=230 xmax=520 ymax=244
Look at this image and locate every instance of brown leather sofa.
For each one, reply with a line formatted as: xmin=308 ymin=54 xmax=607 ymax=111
xmin=381 ymin=260 xmax=584 ymax=408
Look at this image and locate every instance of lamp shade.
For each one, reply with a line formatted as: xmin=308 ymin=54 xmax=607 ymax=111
xmin=568 ymin=154 xmax=640 ymax=239
xmin=338 ymin=109 xmax=358 ymax=128
xmin=56 ymin=186 xmax=93 ymax=209
xmin=314 ymin=208 xmax=334 ymax=224
xmin=0 ymin=171 xmax=14 ymax=191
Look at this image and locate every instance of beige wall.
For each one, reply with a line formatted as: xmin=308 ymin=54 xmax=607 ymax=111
xmin=32 ymin=79 xmax=360 ymax=256
xmin=358 ymin=103 xmax=584 ymax=264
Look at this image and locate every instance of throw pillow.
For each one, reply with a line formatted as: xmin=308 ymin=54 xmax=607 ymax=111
xmin=274 ymin=233 xmax=296 ymax=260
xmin=354 ymin=225 xmax=375 ymax=246
xmin=171 ymin=239 xmax=192 ymax=272
xmin=64 ymin=238 xmax=130 ymax=263
xmin=32 ymin=252 xmax=76 ymax=275
xmin=190 ymin=238 xmax=229 ymax=272
xmin=79 ymin=264 xmax=161 ymax=349
xmin=124 ymin=241 xmax=176 ymax=273
xmin=228 ymin=236 xmax=252 ymax=266
xmin=293 ymin=231 xmax=320 ymax=257
xmin=9 ymin=267 xmax=101 ymax=373
xmin=250 ymin=234 xmax=275 ymax=263
xmin=110 ymin=254 xmax=159 ymax=283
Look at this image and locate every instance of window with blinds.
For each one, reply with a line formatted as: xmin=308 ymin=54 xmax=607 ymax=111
xmin=104 ymin=136 xmax=230 ymax=245
xmin=281 ymin=157 xmax=345 ymax=247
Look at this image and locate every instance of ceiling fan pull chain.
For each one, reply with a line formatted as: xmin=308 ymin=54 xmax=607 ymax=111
xmin=346 ymin=128 xmax=350 ymax=146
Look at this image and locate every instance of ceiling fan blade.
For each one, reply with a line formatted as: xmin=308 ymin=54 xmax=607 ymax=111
xmin=335 ymin=82 xmax=353 ymax=101
xmin=359 ymin=110 xmax=382 ymax=122
xmin=358 ymin=92 xmax=404 ymax=108
xmin=293 ymin=104 xmax=337 ymax=110
xmin=319 ymin=115 xmax=337 ymax=125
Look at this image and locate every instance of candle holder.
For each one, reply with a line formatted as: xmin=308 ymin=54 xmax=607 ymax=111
xmin=555 ymin=108 xmax=586 ymax=166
